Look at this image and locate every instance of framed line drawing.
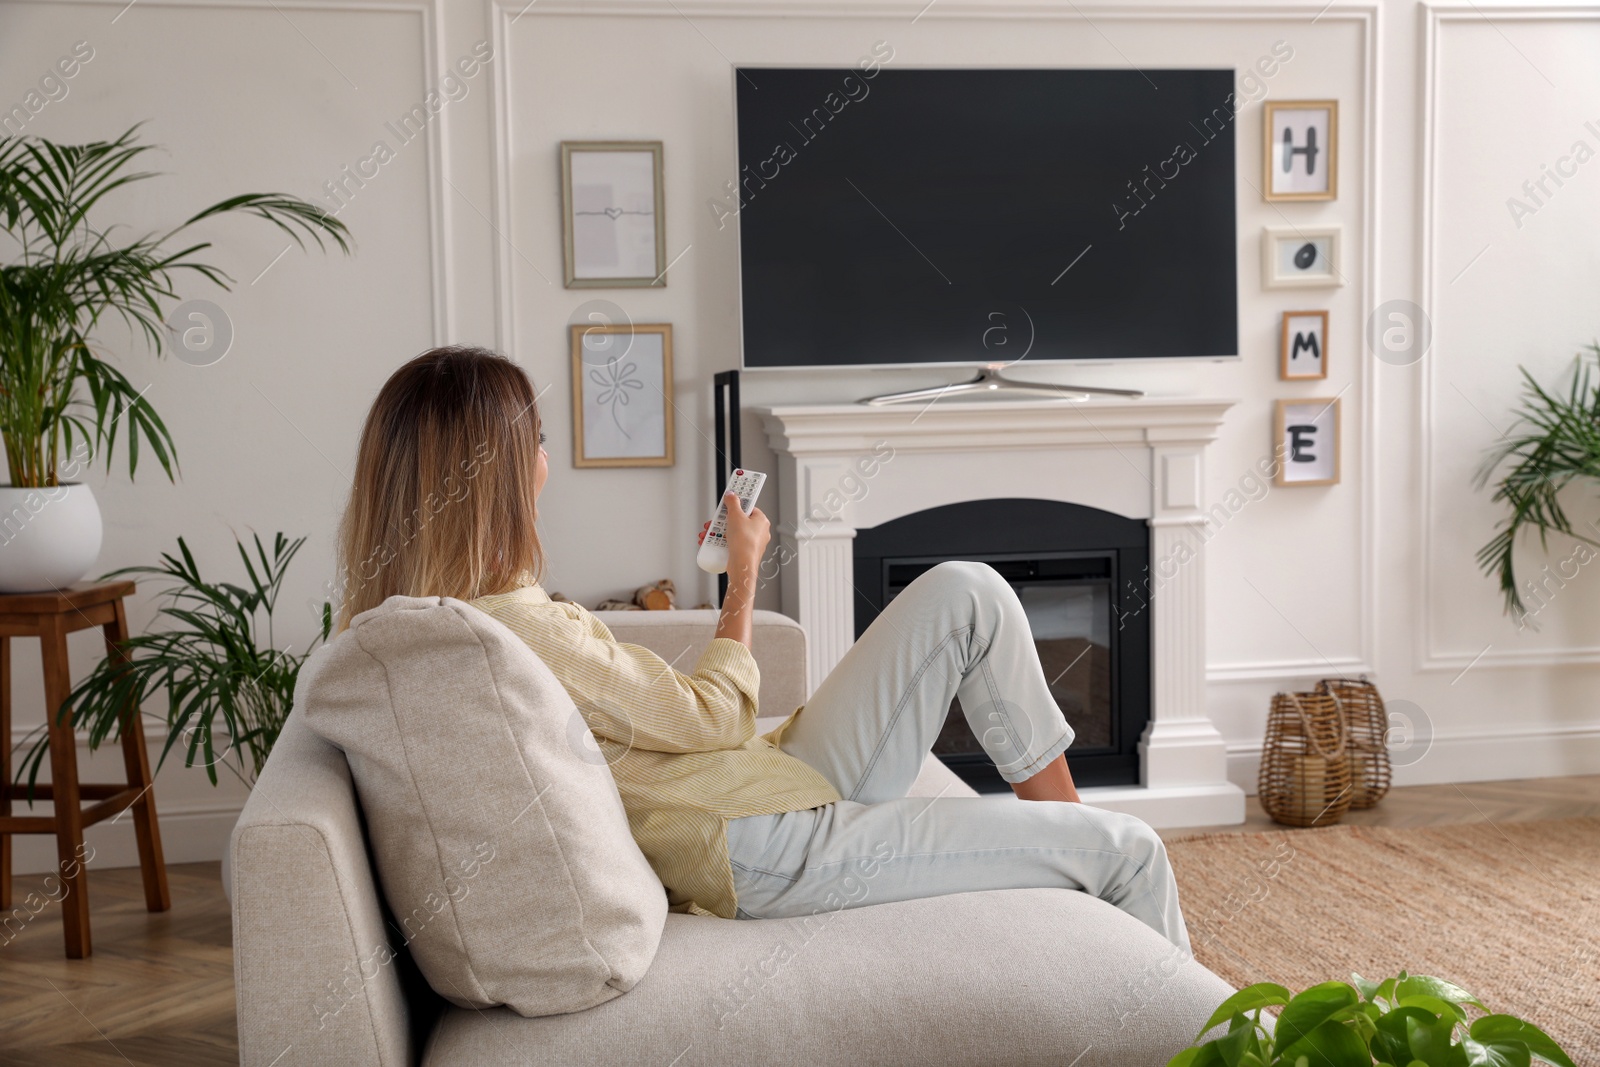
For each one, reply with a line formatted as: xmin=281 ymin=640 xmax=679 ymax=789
xmin=1262 ymin=225 xmax=1343 ymax=289
xmin=1274 ymin=397 xmax=1341 ymax=486
xmin=570 ymin=323 xmax=674 ymax=468
xmin=1280 ymin=310 xmax=1329 ymax=380
xmin=1263 ymin=100 xmax=1338 ymax=201
xmin=561 ymin=141 xmax=666 ymax=288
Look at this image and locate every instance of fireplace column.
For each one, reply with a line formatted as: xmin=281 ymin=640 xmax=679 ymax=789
xmin=776 ymin=522 xmax=856 ymax=696
xmin=1142 ymin=447 xmax=1234 ymax=796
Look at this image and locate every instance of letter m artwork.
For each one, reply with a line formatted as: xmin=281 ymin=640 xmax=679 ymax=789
xmin=1290 ymin=328 xmax=1320 ymax=363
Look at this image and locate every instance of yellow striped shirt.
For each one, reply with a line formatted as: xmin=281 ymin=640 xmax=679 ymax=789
xmin=470 ymin=584 xmax=842 ymax=918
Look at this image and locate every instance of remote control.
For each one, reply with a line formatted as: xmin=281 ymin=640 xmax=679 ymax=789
xmin=697 ymin=469 xmax=767 ymax=574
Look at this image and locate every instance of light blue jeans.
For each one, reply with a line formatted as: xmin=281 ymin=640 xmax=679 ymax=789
xmin=726 ymin=561 xmax=1191 ymax=952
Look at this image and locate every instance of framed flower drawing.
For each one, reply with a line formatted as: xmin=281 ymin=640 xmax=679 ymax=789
xmin=570 ymin=323 xmax=674 ymax=467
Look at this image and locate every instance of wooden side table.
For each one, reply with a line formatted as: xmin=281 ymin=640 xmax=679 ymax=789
xmin=0 ymin=580 xmax=170 ymax=957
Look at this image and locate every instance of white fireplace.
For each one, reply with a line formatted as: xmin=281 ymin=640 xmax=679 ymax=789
xmin=754 ymin=396 xmax=1245 ymax=829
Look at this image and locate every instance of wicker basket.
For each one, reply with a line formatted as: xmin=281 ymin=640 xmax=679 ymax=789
xmin=1259 ymin=690 xmax=1352 ymax=827
xmin=1316 ymin=677 xmax=1392 ymax=809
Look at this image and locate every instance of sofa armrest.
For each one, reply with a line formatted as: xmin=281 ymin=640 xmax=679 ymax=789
xmin=596 ymin=608 xmax=808 ymax=719
xmin=232 ymin=706 xmax=420 ymax=1067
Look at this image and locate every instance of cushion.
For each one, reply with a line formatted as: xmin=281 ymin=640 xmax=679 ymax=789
xmin=300 ymin=594 xmax=668 ymax=1017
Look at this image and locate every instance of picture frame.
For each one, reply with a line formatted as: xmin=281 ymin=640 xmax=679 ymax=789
xmin=1279 ymin=310 xmax=1329 ymax=380
xmin=560 ymin=141 xmax=667 ymax=288
xmin=1263 ymin=100 xmax=1338 ymax=201
xmin=570 ymin=323 xmax=674 ymax=468
xmin=1273 ymin=397 xmax=1341 ymax=486
xmin=1262 ymin=225 xmax=1342 ymax=289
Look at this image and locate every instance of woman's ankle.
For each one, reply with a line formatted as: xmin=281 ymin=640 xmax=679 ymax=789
xmin=1010 ymin=756 xmax=1081 ymax=803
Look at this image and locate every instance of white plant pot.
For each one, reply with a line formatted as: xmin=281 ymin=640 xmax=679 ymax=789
xmin=0 ymin=484 xmax=104 ymax=593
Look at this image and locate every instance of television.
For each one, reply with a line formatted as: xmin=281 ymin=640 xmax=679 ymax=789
xmin=733 ymin=68 xmax=1239 ymax=370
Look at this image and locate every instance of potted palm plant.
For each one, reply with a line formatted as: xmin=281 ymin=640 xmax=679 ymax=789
xmin=0 ymin=125 xmax=349 ymax=591
xmin=19 ymin=532 xmax=328 ymax=792
xmin=1475 ymin=345 xmax=1600 ymax=624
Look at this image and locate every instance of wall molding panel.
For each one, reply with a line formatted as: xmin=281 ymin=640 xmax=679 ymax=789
xmin=1416 ymin=1 xmax=1600 ymax=672
xmin=11 ymin=0 xmax=455 ymax=345
xmin=1206 ymin=655 xmax=1376 ymax=683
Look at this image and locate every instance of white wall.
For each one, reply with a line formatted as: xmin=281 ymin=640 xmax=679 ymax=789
xmin=3 ymin=0 xmax=1596 ymax=872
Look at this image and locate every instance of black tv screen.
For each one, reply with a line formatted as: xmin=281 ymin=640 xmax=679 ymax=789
xmin=734 ymin=68 xmax=1239 ymax=369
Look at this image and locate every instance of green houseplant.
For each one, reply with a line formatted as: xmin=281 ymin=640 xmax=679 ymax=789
xmin=1169 ymin=972 xmax=1575 ymax=1067
xmin=1475 ymin=346 xmax=1600 ymax=623
xmin=19 ymin=532 xmax=330 ymax=791
xmin=0 ymin=125 xmax=349 ymax=591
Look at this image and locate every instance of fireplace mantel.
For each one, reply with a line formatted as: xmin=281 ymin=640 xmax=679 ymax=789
xmin=753 ymin=396 xmax=1245 ymax=828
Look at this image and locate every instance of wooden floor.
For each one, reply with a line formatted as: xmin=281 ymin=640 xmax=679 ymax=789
xmin=0 ymin=774 xmax=1596 ymax=1066
xmin=0 ymin=863 xmax=236 ymax=1066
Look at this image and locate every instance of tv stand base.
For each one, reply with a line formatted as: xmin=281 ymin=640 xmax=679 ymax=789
xmin=859 ymin=365 xmax=1145 ymax=406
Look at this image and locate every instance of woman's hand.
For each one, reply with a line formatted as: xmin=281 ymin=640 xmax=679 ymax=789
xmin=712 ymin=492 xmax=769 ymax=649
xmin=719 ymin=492 xmax=770 ymax=577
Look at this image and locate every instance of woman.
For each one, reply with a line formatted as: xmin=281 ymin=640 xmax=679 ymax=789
xmin=337 ymin=346 xmax=1190 ymax=952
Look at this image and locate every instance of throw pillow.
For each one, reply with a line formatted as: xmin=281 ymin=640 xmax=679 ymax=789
xmin=301 ymin=594 xmax=667 ymax=1016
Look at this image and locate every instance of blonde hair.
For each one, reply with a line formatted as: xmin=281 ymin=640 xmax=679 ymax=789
xmin=335 ymin=346 xmax=545 ymax=630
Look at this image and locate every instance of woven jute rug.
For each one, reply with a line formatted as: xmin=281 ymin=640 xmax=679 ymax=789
xmin=1165 ymin=817 xmax=1600 ymax=1063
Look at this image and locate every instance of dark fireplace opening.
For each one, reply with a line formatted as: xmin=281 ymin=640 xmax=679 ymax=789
xmin=853 ymin=498 xmax=1151 ymax=791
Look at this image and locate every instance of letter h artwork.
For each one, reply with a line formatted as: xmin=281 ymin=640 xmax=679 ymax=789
xmin=1263 ymin=101 xmax=1337 ymax=202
